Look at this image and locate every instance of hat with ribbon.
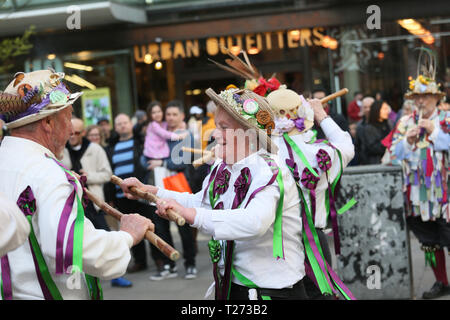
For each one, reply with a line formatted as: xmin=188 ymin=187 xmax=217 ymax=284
xmin=405 ymin=47 xmax=445 ymax=100
xmin=205 ymin=87 xmax=278 ymax=153
xmin=0 ymin=69 xmax=82 ymax=129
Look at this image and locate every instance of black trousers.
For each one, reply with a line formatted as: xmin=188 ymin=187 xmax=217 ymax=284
xmin=229 ymin=279 xmax=308 ymax=300
xmin=303 ymin=229 xmax=335 ymax=300
xmin=115 ymin=197 xmax=159 ymax=266
xmin=152 ymin=212 xmax=197 ymax=268
xmin=407 ymin=216 xmax=450 ymax=248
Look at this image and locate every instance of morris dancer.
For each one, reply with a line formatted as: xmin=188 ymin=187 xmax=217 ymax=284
xmin=0 ymin=69 xmax=153 ymax=300
xmin=266 ymin=88 xmax=356 ymax=300
xmin=209 ymin=48 xmax=356 ymax=299
xmin=120 ymin=88 xmax=307 ymax=300
xmin=391 ymin=48 xmax=450 ymax=299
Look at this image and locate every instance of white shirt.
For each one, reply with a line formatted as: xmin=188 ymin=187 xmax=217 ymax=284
xmin=0 ymin=136 xmax=133 ymax=300
xmin=157 ymin=150 xmax=305 ymax=289
xmin=0 ymin=192 xmax=30 ymax=257
xmin=272 ymin=118 xmax=355 ymax=229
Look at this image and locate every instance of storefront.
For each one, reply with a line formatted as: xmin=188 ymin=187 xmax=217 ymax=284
xmin=2 ymin=0 xmax=449 ymax=122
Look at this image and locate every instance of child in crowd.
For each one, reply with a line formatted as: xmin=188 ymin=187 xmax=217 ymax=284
xmin=141 ymin=101 xmax=186 ymax=182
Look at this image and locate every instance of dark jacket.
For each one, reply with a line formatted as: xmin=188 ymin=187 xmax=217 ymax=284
xmin=361 ymin=120 xmax=391 ymax=165
xmin=355 ymin=118 xmax=367 ymax=165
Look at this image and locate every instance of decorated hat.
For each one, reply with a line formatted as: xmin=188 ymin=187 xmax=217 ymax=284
xmin=405 ymin=47 xmax=445 ymax=99
xmin=205 ymin=87 xmax=278 ymax=153
xmin=209 ymin=47 xmax=314 ymax=136
xmin=266 ymin=88 xmax=314 ymax=136
xmin=208 ymin=46 xmax=281 ymax=97
xmin=0 ymin=69 xmax=82 ymax=129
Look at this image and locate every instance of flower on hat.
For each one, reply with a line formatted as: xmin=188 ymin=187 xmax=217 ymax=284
xmin=253 ymin=77 xmax=281 ymax=97
xmin=218 ymin=89 xmax=274 ymax=132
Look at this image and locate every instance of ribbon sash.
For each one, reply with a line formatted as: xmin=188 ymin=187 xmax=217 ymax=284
xmin=45 ymin=154 xmax=102 ymax=300
xmin=208 ymin=155 xmax=285 ymax=299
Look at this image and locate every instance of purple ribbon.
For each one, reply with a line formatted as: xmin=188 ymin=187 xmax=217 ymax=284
xmin=16 ymin=186 xmax=36 ymax=216
xmin=315 ymin=149 xmax=341 ymax=255
xmin=301 ymin=167 xmax=319 ymax=223
xmin=301 ymin=206 xmax=336 ymax=295
xmin=1 ymin=255 xmax=12 ymax=300
xmin=5 ymin=83 xmax=69 ymax=123
xmin=214 ymin=202 xmax=224 ymax=210
xmin=316 ymin=149 xmax=332 ymax=172
xmin=220 ymin=167 xmax=252 ymax=300
xmin=16 ymin=186 xmax=54 ymax=299
xmin=45 ymin=155 xmax=81 ymax=275
xmin=413 ymin=171 xmax=419 ymax=186
xmin=214 ymin=167 xmax=231 ymax=196
xmin=327 ymin=187 xmax=341 ymax=255
xmin=232 ymin=168 xmax=252 ymax=209
xmin=435 ymin=170 xmax=442 ymax=188
xmin=293 ymin=117 xmax=306 ymax=132
xmin=55 ymin=172 xmax=79 ymax=274
xmin=301 ymin=167 xmax=320 ymax=191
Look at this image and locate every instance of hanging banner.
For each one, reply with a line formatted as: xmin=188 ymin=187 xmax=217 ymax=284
xmin=81 ymin=87 xmax=112 ymax=126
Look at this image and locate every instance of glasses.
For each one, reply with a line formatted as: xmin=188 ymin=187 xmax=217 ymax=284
xmin=72 ymin=131 xmax=82 ymax=136
xmin=88 ymin=133 xmax=100 ymax=137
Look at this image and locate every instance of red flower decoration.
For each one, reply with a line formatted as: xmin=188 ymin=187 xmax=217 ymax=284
xmin=253 ymin=77 xmax=281 ymax=97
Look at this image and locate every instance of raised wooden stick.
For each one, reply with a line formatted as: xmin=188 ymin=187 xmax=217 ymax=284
xmin=83 ymin=187 xmax=180 ymax=261
xmin=110 ymin=175 xmax=186 ymax=226
xmin=181 ymin=147 xmax=212 ymax=156
xmin=320 ymin=88 xmax=349 ymax=104
xmin=192 ymin=150 xmax=215 ymax=168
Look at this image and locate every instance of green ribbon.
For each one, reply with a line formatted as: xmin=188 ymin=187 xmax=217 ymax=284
xmin=85 ymin=274 xmax=103 ymax=300
xmin=283 ymin=133 xmax=319 ymax=178
xmin=298 ymin=188 xmax=334 ymax=295
xmin=208 ymin=177 xmax=220 ymax=208
xmin=208 ymin=239 xmax=221 ymax=263
xmin=58 ymin=166 xmax=85 ymax=273
xmin=232 ymin=267 xmax=271 ymax=300
xmin=27 ymin=215 xmax=64 ymax=300
xmin=49 ymin=157 xmax=103 ymax=300
xmin=338 ymin=197 xmax=357 ymax=215
xmin=425 ymin=251 xmax=437 ymax=268
xmin=272 ymin=168 xmax=285 ymax=259
xmin=309 ymin=130 xmax=318 ymax=144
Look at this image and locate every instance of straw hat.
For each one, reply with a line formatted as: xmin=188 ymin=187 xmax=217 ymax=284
xmin=405 ymin=47 xmax=445 ymax=100
xmin=0 ymin=69 xmax=82 ymax=129
xmin=205 ymin=87 xmax=278 ymax=153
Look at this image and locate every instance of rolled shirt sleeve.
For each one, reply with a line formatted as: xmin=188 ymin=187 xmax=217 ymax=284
xmin=192 ymin=184 xmax=279 ymax=241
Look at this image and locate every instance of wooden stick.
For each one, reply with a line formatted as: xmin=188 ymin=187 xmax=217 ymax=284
xmin=192 ymin=151 xmax=215 ymax=168
xmin=110 ymin=175 xmax=186 ymax=227
xmin=83 ymin=187 xmax=180 ymax=261
xmin=181 ymin=147 xmax=212 ymax=156
xmin=320 ymin=88 xmax=349 ymax=104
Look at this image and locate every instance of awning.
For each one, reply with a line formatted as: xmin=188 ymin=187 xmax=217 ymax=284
xmin=0 ymin=1 xmax=146 ymax=37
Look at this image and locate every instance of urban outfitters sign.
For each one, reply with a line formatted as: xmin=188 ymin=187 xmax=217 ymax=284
xmin=134 ymin=27 xmax=331 ymax=63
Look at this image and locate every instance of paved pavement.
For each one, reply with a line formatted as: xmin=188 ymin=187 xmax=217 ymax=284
xmin=101 ymin=223 xmax=450 ymax=300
